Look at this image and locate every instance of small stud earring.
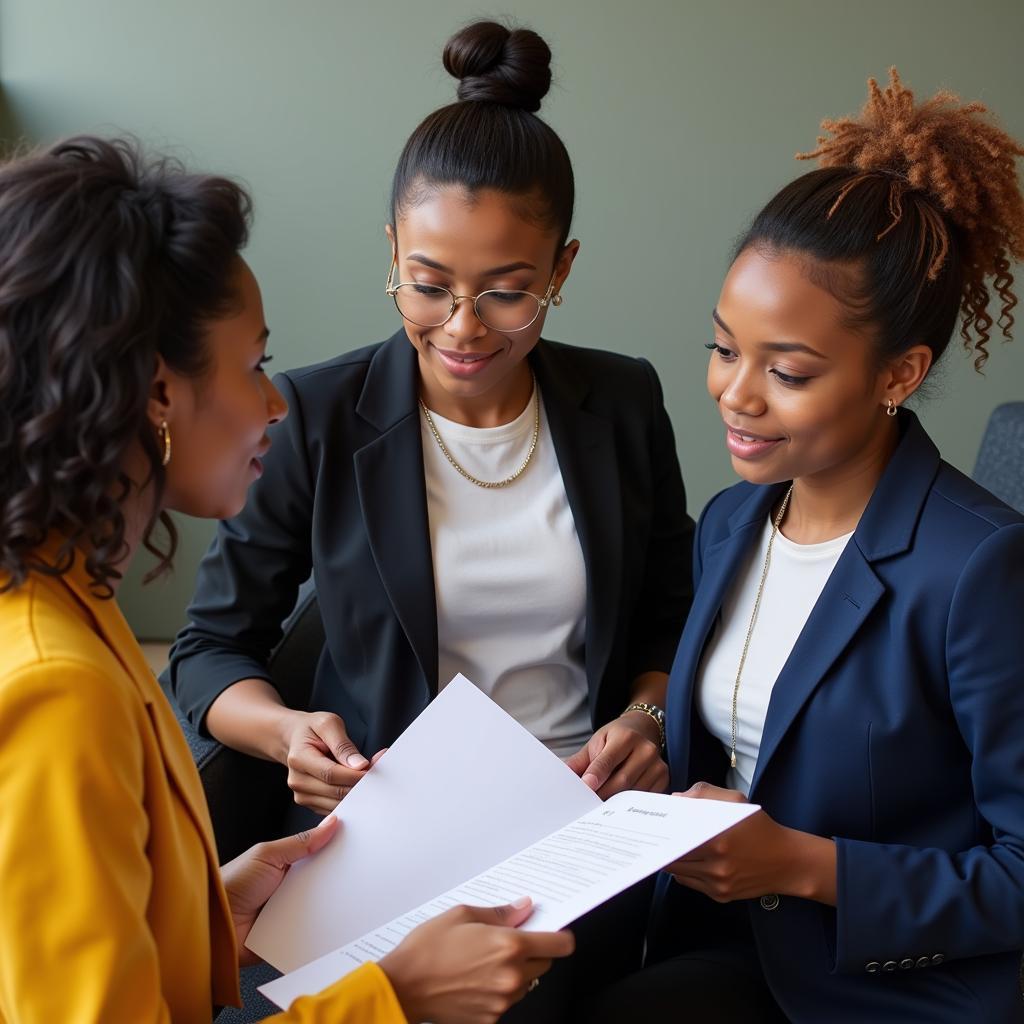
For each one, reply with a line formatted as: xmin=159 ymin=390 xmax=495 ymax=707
xmin=551 ymin=294 xmax=563 ymax=307
xmin=886 ymin=399 xmax=898 ymax=417
xmin=158 ymin=420 xmax=172 ymax=466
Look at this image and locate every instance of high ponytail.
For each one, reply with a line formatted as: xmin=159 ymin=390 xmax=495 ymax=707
xmin=737 ymin=69 xmax=1024 ymax=371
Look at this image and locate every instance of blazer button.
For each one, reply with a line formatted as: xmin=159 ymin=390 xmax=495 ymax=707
xmin=916 ymin=957 xmax=930 ymax=969
xmin=865 ymin=962 xmax=881 ymax=974
xmin=759 ymin=893 xmax=780 ymax=911
xmin=931 ymin=953 xmax=945 ymax=965
xmin=899 ymin=959 xmax=914 ymax=970
xmin=883 ymin=961 xmax=898 ymax=972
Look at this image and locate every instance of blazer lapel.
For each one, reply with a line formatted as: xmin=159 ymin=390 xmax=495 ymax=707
xmin=58 ymin=556 xmax=241 ymax=1000
xmin=747 ymin=546 xmax=884 ymax=796
xmin=532 ymin=343 xmax=623 ymax=711
xmin=666 ymin=485 xmax=780 ymax=782
xmin=354 ymin=335 xmax=438 ymax=695
xmin=61 ymin=562 xmax=213 ymax=826
xmin=747 ymin=410 xmax=941 ymax=796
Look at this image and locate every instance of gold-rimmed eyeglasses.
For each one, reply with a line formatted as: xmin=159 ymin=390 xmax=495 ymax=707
xmin=385 ymin=256 xmax=563 ymax=333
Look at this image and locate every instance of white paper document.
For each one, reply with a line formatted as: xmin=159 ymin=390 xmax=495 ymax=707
xmin=260 ymin=789 xmax=758 ymax=1008
xmin=246 ymin=673 xmax=758 ymax=1010
xmin=245 ymin=674 xmax=601 ymax=973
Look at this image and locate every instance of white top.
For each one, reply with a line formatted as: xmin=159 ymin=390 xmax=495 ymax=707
xmin=696 ymin=516 xmax=853 ymax=795
xmin=422 ymin=389 xmax=592 ymax=759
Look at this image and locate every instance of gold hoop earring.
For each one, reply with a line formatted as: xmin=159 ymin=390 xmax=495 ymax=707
xmin=886 ymin=399 xmax=898 ymax=417
xmin=158 ymin=420 xmax=172 ymax=466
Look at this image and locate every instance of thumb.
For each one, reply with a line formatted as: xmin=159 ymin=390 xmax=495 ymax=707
xmin=263 ymin=814 xmax=341 ymax=869
xmin=565 ymin=731 xmax=605 ymax=779
xmin=462 ymin=896 xmax=535 ymax=929
xmin=680 ymin=781 xmax=746 ymax=803
xmin=563 ymin=745 xmax=591 ymax=776
xmin=574 ymin=732 xmax=615 ymax=792
xmin=316 ymin=715 xmax=369 ymax=770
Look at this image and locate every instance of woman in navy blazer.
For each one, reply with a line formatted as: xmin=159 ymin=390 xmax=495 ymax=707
xmin=592 ymin=72 xmax=1024 ymax=1022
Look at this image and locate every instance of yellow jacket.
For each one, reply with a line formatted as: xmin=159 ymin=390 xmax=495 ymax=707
xmin=0 ymin=546 xmax=406 ymax=1024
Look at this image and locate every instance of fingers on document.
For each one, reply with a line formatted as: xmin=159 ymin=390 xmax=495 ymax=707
xmin=287 ymin=747 xmax=369 ymax=811
xmin=308 ymin=713 xmax=369 ymax=771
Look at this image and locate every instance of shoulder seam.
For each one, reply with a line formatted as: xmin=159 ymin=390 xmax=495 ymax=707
xmin=284 ymin=354 xmax=374 ymax=384
xmin=1 ymin=655 xmax=129 ymax=690
xmin=931 ymin=479 xmax=1021 ymax=531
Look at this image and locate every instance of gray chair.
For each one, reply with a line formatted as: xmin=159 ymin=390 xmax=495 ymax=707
xmin=158 ymin=578 xmax=325 ymax=1022
xmin=971 ymin=402 xmax=1024 ymax=999
xmin=972 ymin=401 xmax=1024 ymax=513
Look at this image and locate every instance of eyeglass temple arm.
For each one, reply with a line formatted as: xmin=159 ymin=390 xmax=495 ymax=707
xmin=541 ymin=270 xmax=562 ymax=308
xmin=385 ymin=255 xmax=398 ymax=296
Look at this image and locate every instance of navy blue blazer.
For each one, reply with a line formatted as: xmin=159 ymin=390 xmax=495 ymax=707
xmin=654 ymin=411 xmax=1024 ymax=1022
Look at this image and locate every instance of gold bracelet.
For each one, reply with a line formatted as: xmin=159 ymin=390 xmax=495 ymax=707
xmin=621 ymin=702 xmax=666 ymax=751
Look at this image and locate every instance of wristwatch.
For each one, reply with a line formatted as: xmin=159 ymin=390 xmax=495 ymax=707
xmin=622 ymin=701 xmax=666 ymax=751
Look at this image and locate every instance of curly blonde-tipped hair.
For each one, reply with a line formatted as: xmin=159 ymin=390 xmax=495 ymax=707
xmin=796 ymin=68 xmax=1024 ymax=369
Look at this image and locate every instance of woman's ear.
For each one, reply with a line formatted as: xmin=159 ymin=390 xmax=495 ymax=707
xmin=147 ymin=354 xmax=173 ymax=429
xmin=385 ymin=223 xmax=397 ymax=258
xmin=553 ymin=239 xmax=581 ymax=296
xmin=881 ymin=344 xmax=933 ymax=409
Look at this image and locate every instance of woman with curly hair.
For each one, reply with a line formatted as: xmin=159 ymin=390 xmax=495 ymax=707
xmin=591 ymin=71 xmax=1024 ymax=1022
xmin=0 ymin=136 xmax=573 ymax=1023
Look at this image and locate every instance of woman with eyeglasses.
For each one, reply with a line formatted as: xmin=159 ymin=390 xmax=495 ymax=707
xmin=0 ymin=136 xmax=576 ymax=1024
xmin=167 ymin=19 xmax=693 ymax=1020
xmin=589 ymin=72 xmax=1024 ymax=1023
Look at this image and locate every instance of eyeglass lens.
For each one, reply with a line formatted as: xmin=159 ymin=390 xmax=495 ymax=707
xmin=393 ymin=284 xmax=540 ymax=332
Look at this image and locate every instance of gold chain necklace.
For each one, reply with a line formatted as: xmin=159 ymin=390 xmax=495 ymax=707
xmin=419 ymin=376 xmax=540 ymax=489
xmin=729 ymin=483 xmax=794 ymax=769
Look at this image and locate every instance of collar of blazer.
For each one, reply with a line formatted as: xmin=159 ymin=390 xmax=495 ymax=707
xmin=352 ymin=329 xmax=591 ymax=432
xmin=52 ymin=541 xmax=241 ymax=1001
xmin=722 ymin=410 xmax=942 ymax=562
xmin=671 ymin=410 xmax=942 ymax=796
xmin=350 ymin=331 xmax=624 ymax=708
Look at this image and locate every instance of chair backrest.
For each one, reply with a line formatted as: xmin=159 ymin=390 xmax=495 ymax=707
xmin=159 ymin=579 xmax=326 ymax=862
xmin=972 ymin=402 xmax=1024 ymax=514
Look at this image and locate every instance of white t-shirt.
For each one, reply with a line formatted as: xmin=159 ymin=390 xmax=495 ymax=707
xmin=422 ymin=389 xmax=592 ymax=758
xmin=697 ymin=517 xmax=853 ymax=795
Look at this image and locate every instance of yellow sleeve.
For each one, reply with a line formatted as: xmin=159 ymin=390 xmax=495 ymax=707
xmin=267 ymin=962 xmax=407 ymax=1024
xmin=0 ymin=662 xmax=172 ymax=1023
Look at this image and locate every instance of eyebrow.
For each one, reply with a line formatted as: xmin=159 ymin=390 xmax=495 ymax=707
xmin=407 ymin=252 xmax=537 ymax=277
xmin=712 ymin=309 xmax=828 ymax=359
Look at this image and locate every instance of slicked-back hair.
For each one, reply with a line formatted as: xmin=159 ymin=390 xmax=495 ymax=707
xmin=390 ymin=20 xmax=575 ymax=248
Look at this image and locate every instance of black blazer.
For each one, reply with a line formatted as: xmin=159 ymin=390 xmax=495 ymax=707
xmin=169 ymin=332 xmax=694 ymax=758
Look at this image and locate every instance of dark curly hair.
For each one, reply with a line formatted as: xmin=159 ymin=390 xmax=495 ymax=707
xmin=737 ymin=69 xmax=1024 ymax=373
xmin=0 ymin=135 xmax=252 ymax=596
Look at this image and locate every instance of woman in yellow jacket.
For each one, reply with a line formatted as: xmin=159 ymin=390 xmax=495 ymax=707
xmin=0 ymin=136 xmax=573 ymax=1023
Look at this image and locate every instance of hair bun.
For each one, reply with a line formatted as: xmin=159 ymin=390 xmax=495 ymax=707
xmin=443 ymin=21 xmax=552 ymax=113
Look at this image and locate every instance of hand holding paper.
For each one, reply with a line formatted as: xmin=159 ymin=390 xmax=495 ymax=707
xmin=378 ymin=899 xmax=573 ymax=1024
xmin=249 ymin=675 xmax=758 ymax=1010
xmin=220 ymin=815 xmax=341 ymax=968
xmin=667 ymin=781 xmax=838 ymax=905
xmin=281 ymin=709 xmax=372 ymax=815
xmin=245 ymin=674 xmax=600 ymax=975
xmin=564 ymin=715 xmax=668 ymax=797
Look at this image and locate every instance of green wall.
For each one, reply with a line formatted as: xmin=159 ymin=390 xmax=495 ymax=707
xmin=2 ymin=0 xmax=1022 ymax=638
